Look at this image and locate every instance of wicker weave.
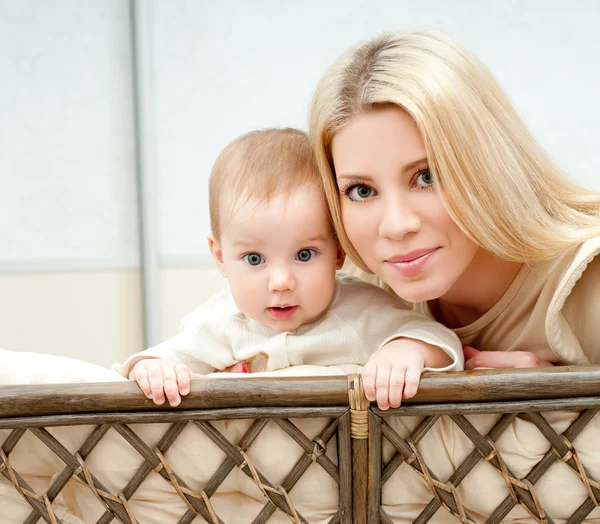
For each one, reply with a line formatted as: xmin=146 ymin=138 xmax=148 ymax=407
xmin=1 ymin=369 xmax=600 ymax=523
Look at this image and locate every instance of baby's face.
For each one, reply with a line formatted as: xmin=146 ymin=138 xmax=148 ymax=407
xmin=212 ymin=183 xmax=343 ymax=333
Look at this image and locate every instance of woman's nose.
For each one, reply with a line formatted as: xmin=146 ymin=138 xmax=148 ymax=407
xmin=378 ymin=195 xmax=422 ymax=240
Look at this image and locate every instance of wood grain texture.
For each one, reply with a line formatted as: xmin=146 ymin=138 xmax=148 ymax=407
xmin=1 ymin=366 xmax=600 ymax=418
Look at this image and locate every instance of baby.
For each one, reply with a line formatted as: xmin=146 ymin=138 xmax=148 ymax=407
xmin=114 ymin=129 xmax=463 ymax=409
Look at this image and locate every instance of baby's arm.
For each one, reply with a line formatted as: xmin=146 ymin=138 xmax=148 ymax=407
xmin=363 ymin=311 xmax=462 ymax=410
xmin=336 ymin=278 xmax=463 ymax=409
xmin=113 ymin=306 xmax=239 ymax=406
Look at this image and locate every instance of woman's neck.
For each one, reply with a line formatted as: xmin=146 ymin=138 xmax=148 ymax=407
xmin=429 ymin=249 xmax=524 ymax=329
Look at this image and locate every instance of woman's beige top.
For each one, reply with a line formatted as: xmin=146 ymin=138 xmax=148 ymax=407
xmin=344 ymin=238 xmax=600 ymax=365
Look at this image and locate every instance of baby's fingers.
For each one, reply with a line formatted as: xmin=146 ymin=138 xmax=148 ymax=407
xmin=403 ymin=367 xmax=422 ymax=399
xmin=176 ymin=364 xmax=191 ymax=396
xmin=147 ymin=365 xmax=166 ymax=405
xmin=388 ymin=366 xmax=406 ymax=409
xmin=135 ymin=366 xmax=152 ymax=399
xmin=375 ymin=362 xmax=391 ymax=410
xmin=162 ymin=365 xmax=181 ymax=407
xmin=362 ymin=361 xmax=378 ymax=402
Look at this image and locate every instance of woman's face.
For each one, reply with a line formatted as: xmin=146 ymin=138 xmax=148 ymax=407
xmin=331 ymin=105 xmax=479 ymax=303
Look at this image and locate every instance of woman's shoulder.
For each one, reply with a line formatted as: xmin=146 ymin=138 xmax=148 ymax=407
xmin=546 ymin=238 xmax=600 ymax=363
xmin=549 ymin=238 xmax=600 ymax=310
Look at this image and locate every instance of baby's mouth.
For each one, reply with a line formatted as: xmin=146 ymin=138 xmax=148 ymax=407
xmin=267 ymin=306 xmax=298 ymax=320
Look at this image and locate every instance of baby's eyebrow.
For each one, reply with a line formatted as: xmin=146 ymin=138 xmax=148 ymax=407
xmin=231 ymin=240 xmax=262 ymax=249
xmin=305 ymin=234 xmax=328 ymax=243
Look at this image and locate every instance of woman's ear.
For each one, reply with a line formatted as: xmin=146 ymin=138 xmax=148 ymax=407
xmin=336 ymin=244 xmax=346 ymax=270
xmin=207 ymin=234 xmax=227 ymax=278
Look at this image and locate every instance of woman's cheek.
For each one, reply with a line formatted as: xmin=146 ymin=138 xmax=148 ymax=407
xmin=343 ymin=207 xmax=375 ymax=259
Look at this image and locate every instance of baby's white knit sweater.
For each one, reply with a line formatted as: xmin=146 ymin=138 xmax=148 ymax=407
xmin=114 ymin=274 xmax=463 ymax=377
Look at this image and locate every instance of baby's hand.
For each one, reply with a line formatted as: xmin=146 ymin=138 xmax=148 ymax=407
xmin=362 ymin=339 xmax=427 ymax=410
xmin=129 ymin=359 xmax=193 ymax=407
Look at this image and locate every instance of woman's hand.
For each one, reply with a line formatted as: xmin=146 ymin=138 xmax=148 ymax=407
xmin=463 ymin=345 xmax=553 ymax=370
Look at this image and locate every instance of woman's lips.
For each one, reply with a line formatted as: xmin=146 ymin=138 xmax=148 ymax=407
xmin=268 ymin=306 xmax=298 ymax=320
xmin=385 ymin=248 xmax=439 ymax=277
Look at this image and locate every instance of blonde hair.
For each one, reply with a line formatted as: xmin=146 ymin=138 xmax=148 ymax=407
xmin=309 ymin=30 xmax=600 ymax=268
xmin=209 ymin=128 xmax=321 ymax=239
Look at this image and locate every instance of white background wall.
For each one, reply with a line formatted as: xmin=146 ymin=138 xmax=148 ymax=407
xmin=0 ymin=0 xmax=599 ymax=365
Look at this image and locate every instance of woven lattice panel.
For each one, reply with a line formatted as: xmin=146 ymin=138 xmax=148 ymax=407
xmin=375 ymin=405 xmax=600 ymax=524
xmin=0 ymin=411 xmax=352 ymax=524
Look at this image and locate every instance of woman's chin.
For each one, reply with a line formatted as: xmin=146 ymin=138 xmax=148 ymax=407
xmin=388 ymin=278 xmax=449 ymax=304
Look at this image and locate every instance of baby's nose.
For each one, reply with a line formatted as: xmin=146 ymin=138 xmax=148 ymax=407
xmin=268 ymin=269 xmax=296 ymax=292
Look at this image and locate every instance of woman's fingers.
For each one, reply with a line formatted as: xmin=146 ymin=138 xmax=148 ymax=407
xmin=464 ymin=350 xmax=553 ymax=369
xmin=462 ymin=345 xmax=479 ymax=360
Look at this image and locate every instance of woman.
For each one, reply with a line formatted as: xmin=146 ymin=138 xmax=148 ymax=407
xmin=309 ymin=30 xmax=600 ymax=410
xmin=308 ymin=29 xmax=600 ymax=523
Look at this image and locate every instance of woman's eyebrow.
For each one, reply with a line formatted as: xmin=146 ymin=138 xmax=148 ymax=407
xmin=402 ymin=157 xmax=428 ymax=173
xmin=336 ymin=157 xmax=428 ymax=182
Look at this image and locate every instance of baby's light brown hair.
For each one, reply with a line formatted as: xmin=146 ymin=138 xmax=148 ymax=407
xmin=209 ymin=128 xmax=322 ymax=240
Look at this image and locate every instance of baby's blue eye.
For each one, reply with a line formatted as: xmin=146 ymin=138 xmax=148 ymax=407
xmin=243 ymin=253 xmax=264 ymax=266
xmin=296 ymin=249 xmax=316 ymax=262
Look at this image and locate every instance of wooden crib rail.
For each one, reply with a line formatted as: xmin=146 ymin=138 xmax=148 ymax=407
xmin=1 ymin=365 xmax=599 ymax=419
xmin=2 ymin=367 xmax=600 ymax=523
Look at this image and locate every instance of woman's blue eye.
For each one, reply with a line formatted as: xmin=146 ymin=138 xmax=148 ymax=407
xmin=347 ymin=184 xmax=373 ymax=201
xmin=415 ymin=169 xmax=434 ymax=188
xmin=243 ymin=253 xmax=264 ymax=266
xmin=296 ymin=249 xmax=316 ymax=262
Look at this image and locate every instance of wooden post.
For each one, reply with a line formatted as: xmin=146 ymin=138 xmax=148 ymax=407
xmin=348 ymin=373 xmax=369 ymax=523
xmin=338 ymin=410 xmax=353 ymax=524
xmin=368 ymin=410 xmax=382 ymax=522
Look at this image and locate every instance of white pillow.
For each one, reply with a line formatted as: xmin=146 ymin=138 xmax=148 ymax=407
xmin=0 ymin=348 xmax=126 ymax=384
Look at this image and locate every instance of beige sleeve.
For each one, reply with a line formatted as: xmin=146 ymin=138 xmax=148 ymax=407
xmin=112 ymin=315 xmax=236 ymax=378
xmin=336 ymin=280 xmax=463 ymax=372
xmin=561 ymin=255 xmax=600 ymax=364
xmin=366 ymin=307 xmax=463 ymax=372
xmin=340 ymin=260 xmax=397 ymax=296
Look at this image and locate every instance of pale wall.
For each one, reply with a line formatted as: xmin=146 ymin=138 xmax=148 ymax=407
xmin=0 ymin=268 xmax=227 ymax=368
xmin=1 ymin=1 xmax=598 ymax=368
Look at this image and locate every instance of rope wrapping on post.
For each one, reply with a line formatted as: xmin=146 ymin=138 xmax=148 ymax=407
xmin=348 ymin=374 xmax=369 ymax=439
